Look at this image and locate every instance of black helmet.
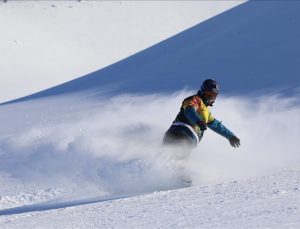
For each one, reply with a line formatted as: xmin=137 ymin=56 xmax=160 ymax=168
xmin=201 ymin=79 xmax=220 ymax=94
xmin=197 ymin=79 xmax=220 ymax=106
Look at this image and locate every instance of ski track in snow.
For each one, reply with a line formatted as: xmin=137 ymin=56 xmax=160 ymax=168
xmin=0 ymin=193 xmax=134 ymax=216
xmin=0 ymin=168 xmax=299 ymax=228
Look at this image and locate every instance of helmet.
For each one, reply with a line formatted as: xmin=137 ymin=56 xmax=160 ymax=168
xmin=201 ymin=79 xmax=220 ymax=94
xmin=197 ymin=79 xmax=220 ymax=106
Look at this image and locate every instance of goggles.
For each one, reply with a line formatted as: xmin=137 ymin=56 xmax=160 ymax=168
xmin=202 ymin=91 xmax=218 ymax=105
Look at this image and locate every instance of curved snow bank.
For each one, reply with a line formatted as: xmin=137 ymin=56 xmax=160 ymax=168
xmin=0 ymin=0 xmax=243 ymax=103
xmin=0 ymin=91 xmax=299 ymax=208
xmin=7 ymin=0 xmax=300 ymax=104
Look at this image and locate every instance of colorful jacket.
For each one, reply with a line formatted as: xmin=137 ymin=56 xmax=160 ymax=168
xmin=174 ymin=95 xmax=234 ymax=140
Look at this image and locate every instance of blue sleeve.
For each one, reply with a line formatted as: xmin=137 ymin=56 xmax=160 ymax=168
xmin=184 ymin=106 xmax=202 ymax=125
xmin=208 ymin=119 xmax=234 ymax=139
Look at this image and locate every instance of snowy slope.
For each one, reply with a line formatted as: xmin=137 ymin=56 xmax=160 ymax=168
xmin=0 ymin=92 xmax=299 ymax=228
xmin=1 ymin=168 xmax=299 ymax=228
xmin=0 ymin=0 xmax=243 ymax=103
xmin=0 ymin=1 xmax=300 ymax=228
xmin=4 ymin=0 xmax=300 ymax=105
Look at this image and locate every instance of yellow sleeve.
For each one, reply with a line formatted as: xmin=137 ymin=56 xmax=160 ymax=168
xmin=182 ymin=96 xmax=201 ymax=110
xmin=207 ymin=111 xmax=215 ymax=124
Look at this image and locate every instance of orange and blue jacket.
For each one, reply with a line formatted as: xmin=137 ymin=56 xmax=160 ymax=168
xmin=174 ymin=95 xmax=234 ymax=140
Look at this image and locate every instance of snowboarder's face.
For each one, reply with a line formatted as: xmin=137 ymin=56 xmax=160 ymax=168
xmin=203 ymin=91 xmax=218 ymax=106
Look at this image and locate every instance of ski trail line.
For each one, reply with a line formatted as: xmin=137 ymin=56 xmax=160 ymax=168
xmin=0 ymin=184 xmax=190 ymax=216
xmin=0 ymin=194 xmax=135 ymax=216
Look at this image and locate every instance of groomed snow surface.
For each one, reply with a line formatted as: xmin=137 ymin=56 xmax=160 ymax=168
xmin=1 ymin=168 xmax=299 ymax=228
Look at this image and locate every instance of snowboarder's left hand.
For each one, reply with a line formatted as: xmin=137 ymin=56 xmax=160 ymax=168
xmin=196 ymin=120 xmax=207 ymax=131
xmin=229 ymin=136 xmax=240 ymax=148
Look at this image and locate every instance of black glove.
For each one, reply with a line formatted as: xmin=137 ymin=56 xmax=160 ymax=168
xmin=196 ymin=120 xmax=207 ymax=131
xmin=229 ymin=136 xmax=240 ymax=148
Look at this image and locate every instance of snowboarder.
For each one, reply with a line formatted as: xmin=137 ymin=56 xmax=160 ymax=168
xmin=163 ymin=79 xmax=240 ymax=149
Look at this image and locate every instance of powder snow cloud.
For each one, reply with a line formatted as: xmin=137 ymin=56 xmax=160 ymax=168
xmin=0 ymin=91 xmax=299 ymax=197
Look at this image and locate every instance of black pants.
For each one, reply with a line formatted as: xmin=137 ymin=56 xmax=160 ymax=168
xmin=163 ymin=124 xmax=199 ymax=148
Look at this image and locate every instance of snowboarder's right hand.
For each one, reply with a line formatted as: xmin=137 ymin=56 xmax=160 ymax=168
xmin=197 ymin=120 xmax=207 ymax=131
xmin=229 ymin=136 xmax=240 ymax=148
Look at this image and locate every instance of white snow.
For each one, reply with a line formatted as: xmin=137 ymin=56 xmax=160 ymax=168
xmin=0 ymin=1 xmax=300 ymax=228
xmin=0 ymin=168 xmax=299 ymax=228
xmin=0 ymin=92 xmax=300 ymax=228
xmin=0 ymin=0 xmax=243 ymax=103
xmin=5 ymin=0 xmax=300 ymax=103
